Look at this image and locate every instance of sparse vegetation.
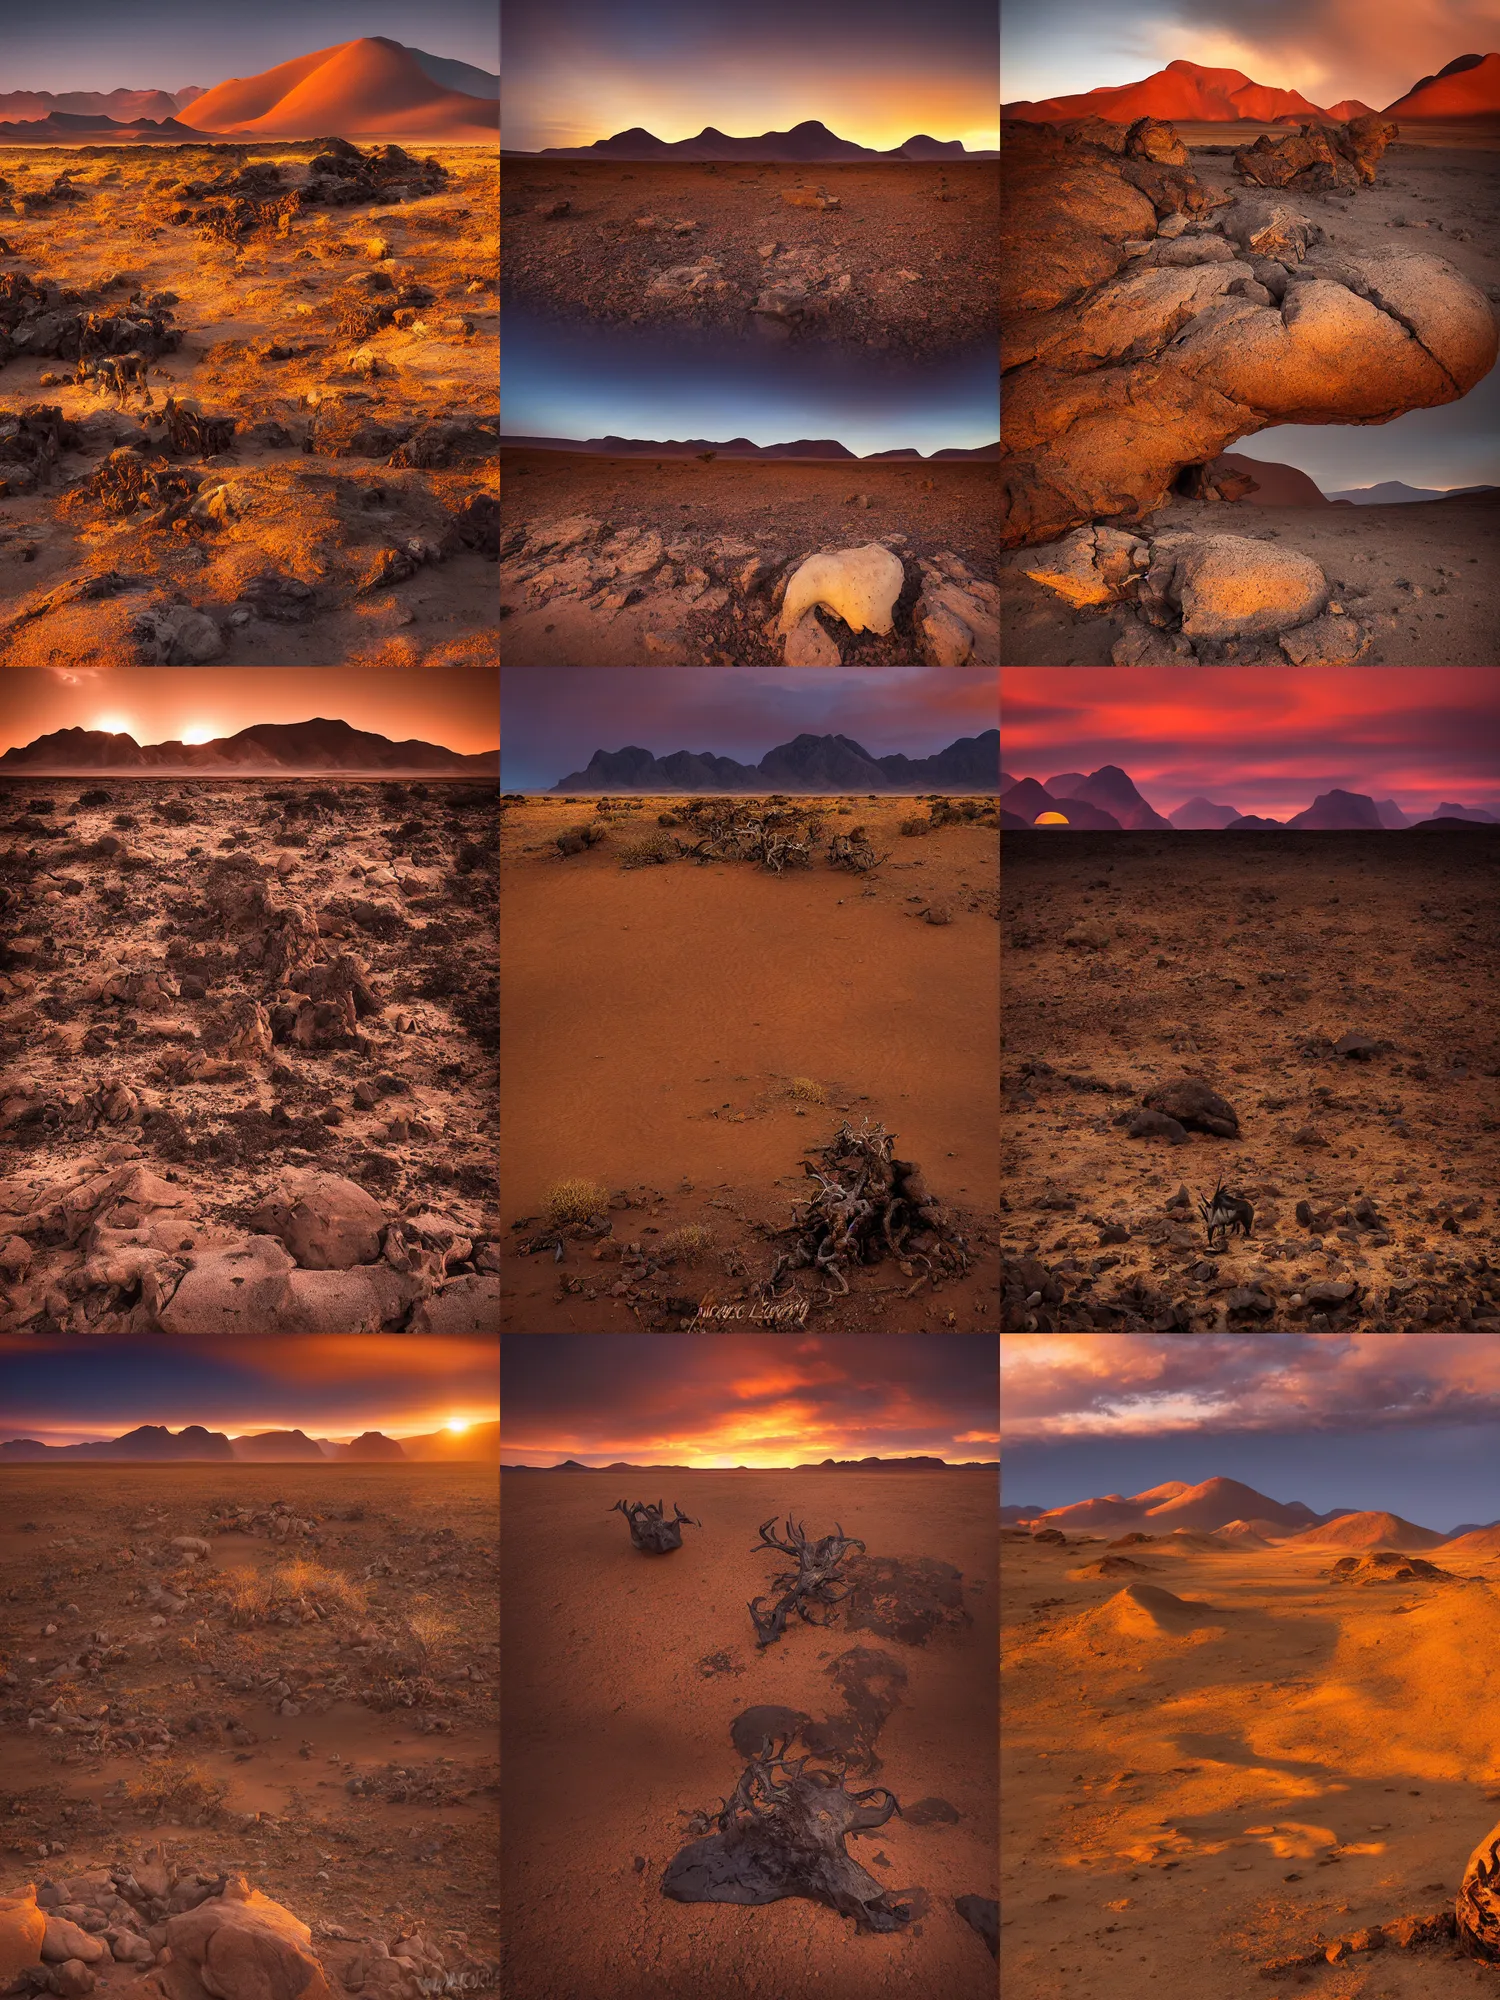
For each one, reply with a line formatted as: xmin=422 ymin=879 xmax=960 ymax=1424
xmin=544 ymin=1177 xmax=611 ymax=1227
xmin=617 ymin=829 xmax=677 ymax=868
xmin=787 ymin=1077 xmax=829 ymax=1104
xmin=661 ymin=1222 xmax=715 ymax=1262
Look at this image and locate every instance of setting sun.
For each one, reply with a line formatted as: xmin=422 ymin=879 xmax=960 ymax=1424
xmin=180 ymin=724 xmax=215 ymax=745
xmin=93 ymin=715 xmax=135 ymax=737
xmin=446 ymin=1419 xmax=470 ymax=1434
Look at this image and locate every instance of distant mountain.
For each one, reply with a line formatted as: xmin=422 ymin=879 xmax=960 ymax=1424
xmin=1323 ymin=99 xmax=1376 ymax=121
xmin=998 ymin=776 xmax=1123 ymax=829
xmin=1228 ymin=814 xmax=1285 ymax=828
xmin=230 ymin=1429 xmax=325 ymax=1461
xmin=1283 ymin=1509 xmax=1445 ymax=1551
xmin=550 ymin=729 xmax=999 ymax=794
xmin=1031 ymin=1478 xmax=1326 ymax=1536
xmin=1423 ymin=801 xmax=1500 ymax=823
xmin=0 ymin=718 xmax=497 ymax=774
xmin=1169 ymin=796 xmax=1243 ymax=829
xmin=1043 ymin=772 xmax=1089 ymax=798
xmin=1217 ymin=453 xmax=1330 ymax=506
xmin=0 ymin=88 xmax=190 ymax=120
xmin=525 ymin=118 xmax=995 ymax=161
xmin=1384 ymin=52 xmax=1500 ymax=118
xmin=999 ymin=810 xmax=1031 ymax=830
xmin=186 ymin=37 xmax=498 ymax=141
xmin=1004 ymin=57 xmax=1341 ymax=125
xmin=1062 ymin=765 xmax=1172 ymax=830
xmin=400 ymin=1420 xmax=500 ymax=1461
xmin=1 ymin=1425 xmax=232 ymax=1460
xmin=1327 ymin=480 xmax=1500 ymax=503
xmin=1375 ymin=798 xmax=1412 ymax=828
xmin=499 ymin=435 xmax=995 ymax=461
xmin=1285 ymin=788 xmax=1384 ymax=830
xmin=339 ymin=1431 xmax=407 ymax=1460
xmin=0 ymin=111 xmax=217 ymax=142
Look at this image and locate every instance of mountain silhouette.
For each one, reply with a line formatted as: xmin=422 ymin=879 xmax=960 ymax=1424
xmin=1004 ymin=58 xmax=1339 ymax=124
xmin=1385 ymin=52 xmax=1500 ymax=117
xmin=1 ymin=718 xmax=497 ymax=773
xmin=1285 ymin=789 xmax=1385 ymax=829
xmin=550 ymin=729 xmax=999 ymax=794
xmin=500 ymin=435 xmax=998 ymax=461
xmin=230 ymin=1429 xmax=325 ymax=1461
xmin=339 ymin=1431 xmax=407 ymax=1460
xmin=528 ymin=118 xmax=993 ymax=160
xmin=1 ymin=1424 xmax=233 ymax=1460
xmin=1168 ymin=795 xmax=1242 ymax=828
xmin=998 ymin=776 xmax=1123 ymax=829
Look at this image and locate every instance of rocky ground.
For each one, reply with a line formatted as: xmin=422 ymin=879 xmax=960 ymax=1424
xmin=0 ymin=1464 xmax=498 ymax=1985
xmin=1000 ymin=828 xmax=1500 ymax=1331
xmin=500 ymin=449 xmax=999 ymax=665
xmin=501 ymin=160 xmax=999 ymax=356
xmin=0 ymin=144 xmax=497 ymax=667
xmin=0 ymin=779 xmax=499 ymax=1334
xmin=1000 ymin=130 xmax=1500 ymax=666
xmin=500 ymin=796 xmax=1000 ymax=1329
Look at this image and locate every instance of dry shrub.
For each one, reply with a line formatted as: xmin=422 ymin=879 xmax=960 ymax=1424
xmin=788 ymin=1077 xmax=829 ymax=1104
xmin=618 ymin=829 xmax=677 ymax=869
xmin=271 ymin=1557 xmax=366 ymax=1615
xmin=222 ymin=1567 xmax=270 ymax=1625
xmin=406 ymin=1608 xmax=458 ymax=1655
xmin=661 ymin=1223 xmax=715 ymax=1263
xmin=900 ymin=817 xmax=930 ymax=837
xmin=544 ymin=1177 xmax=610 ymax=1228
xmin=119 ymin=1761 xmax=228 ymax=1818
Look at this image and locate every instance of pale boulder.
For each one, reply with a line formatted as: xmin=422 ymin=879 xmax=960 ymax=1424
xmin=0 ymin=1884 xmax=47 ymax=1983
xmin=157 ymin=1237 xmax=296 ymax=1335
xmin=42 ymin=1919 xmax=107 ymax=1965
xmin=778 ymin=544 xmax=904 ymax=638
xmin=1020 ymin=526 xmax=1149 ymax=608
xmin=1160 ymin=535 xmax=1327 ymax=641
xmin=1279 ymin=613 xmax=1366 ymax=665
xmin=408 ymin=1274 xmax=500 ymax=1334
xmin=162 ymin=1876 xmax=332 ymax=2000
xmin=247 ymin=1172 xmax=387 ymax=1271
xmin=275 ymin=1266 xmax=418 ymax=1333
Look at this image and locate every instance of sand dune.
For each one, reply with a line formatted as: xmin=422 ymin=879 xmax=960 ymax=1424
xmin=1283 ymin=1510 xmax=1447 ymax=1551
xmin=1439 ymin=1525 xmax=1500 ymax=1557
xmin=1216 ymin=1519 xmax=1275 ymax=1547
xmin=1088 ymin=1581 xmax=1224 ymax=1638
xmin=189 ymin=37 xmax=499 ymax=141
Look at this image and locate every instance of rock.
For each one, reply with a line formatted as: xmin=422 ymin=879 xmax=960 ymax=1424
xmin=42 ymin=1921 xmax=105 ymax=1965
xmin=1111 ymin=618 xmax=1196 ymax=663
xmin=1143 ymin=1077 xmax=1239 ymax=1137
xmin=1279 ymin=613 xmax=1364 ymax=664
xmin=130 ymin=606 xmax=224 ymax=666
xmin=1306 ymin=1280 xmax=1358 ymax=1306
xmin=1021 ymin=525 xmax=1150 ymax=608
xmin=109 ymin=1934 xmax=154 ymax=1965
xmin=406 ymin=1274 xmax=500 ymax=1334
xmin=0 ymin=1885 xmax=47 ymax=1983
xmin=275 ymin=1266 xmax=417 ymax=1334
xmin=915 ymin=576 xmax=999 ymax=665
xmin=1227 ymin=1285 xmax=1275 ymax=1314
xmin=1145 ymin=535 xmax=1327 ymax=641
xmin=924 ymin=904 xmax=952 ymax=925
xmin=1290 ymin=1123 xmax=1329 ymax=1148
xmin=782 ymin=608 xmax=841 ymax=665
xmin=1126 ymin=1109 xmax=1188 ymax=1144
xmin=248 ymin=1172 xmax=386 ymax=1271
xmin=170 ymin=1537 xmax=210 ymax=1556
xmin=1125 ymin=118 xmax=1189 ymax=167
xmin=527 ymin=516 xmax=601 ymax=554
xmin=157 ymin=1237 xmax=296 ymax=1334
xmin=163 ymin=1875 xmax=333 ymax=2000
xmin=1457 ymin=1815 xmax=1500 ymax=1961
xmin=1227 ymin=203 xmax=1320 ymax=264
xmin=0 ymin=1234 xmax=31 ymax=1280
xmin=1236 ymin=114 xmax=1397 ymax=192
xmin=535 ymin=199 xmax=569 ymax=218
xmin=779 ymin=544 xmax=903 ymax=638
xmin=918 ymin=599 xmax=974 ymax=665
xmin=1335 ymin=1032 xmax=1379 ymax=1059
xmin=50 ymin=1962 xmax=94 ymax=1996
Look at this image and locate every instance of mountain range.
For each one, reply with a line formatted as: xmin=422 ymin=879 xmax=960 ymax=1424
xmin=501 ymin=436 xmax=1000 ymax=462
xmin=549 ymin=728 xmax=1000 ymax=794
xmin=1326 ymin=481 xmax=1500 ymax=504
xmin=1007 ymin=1477 xmax=1500 ymax=1547
xmin=0 ymin=40 xmax=498 ymax=144
xmin=1003 ymin=52 xmax=1500 ymax=124
xmin=516 ymin=119 xmax=998 ymax=161
xmin=0 ymin=719 xmax=498 ymax=775
xmin=0 ymin=1421 xmax=500 ymax=1461
xmin=504 ymin=1456 xmax=999 ymax=1469
xmin=999 ymin=765 xmax=1499 ymax=831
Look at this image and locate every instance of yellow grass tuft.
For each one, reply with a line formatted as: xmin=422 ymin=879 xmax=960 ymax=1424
xmin=661 ymin=1223 xmax=715 ymax=1262
xmin=788 ymin=1077 xmax=829 ymax=1104
xmin=271 ymin=1558 xmax=366 ymax=1614
xmin=544 ymin=1177 xmax=610 ymax=1227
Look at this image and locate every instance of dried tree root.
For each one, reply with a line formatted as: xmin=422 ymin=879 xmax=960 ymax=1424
xmin=1459 ymin=1813 xmax=1500 ymax=1961
xmin=662 ymin=1737 xmax=917 ymax=1932
xmin=748 ymin=1516 xmax=865 ymax=1646
xmin=763 ymin=1119 xmax=971 ymax=1305
xmin=610 ymin=1497 xmax=700 ymax=1553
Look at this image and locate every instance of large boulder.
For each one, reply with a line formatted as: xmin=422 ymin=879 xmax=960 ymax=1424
xmin=1143 ymin=1077 xmax=1240 ymax=1138
xmin=42 ymin=1918 xmax=107 ymax=1965
xmin=0 ymin=1884 xmax=47 ymax=1983
xmin=1000 ymin=123 xmax=1499 ymax=547
xmin=778 ymin=545 xmax=904 ymax=638
xmin=157 ymin=1238 xmax=296 ymax=1334
xmin=407 ymin=1274 xmax=499 ymax=1334
xmin=1020 ymin=526 xmax=1149 ymax=607
xmin=276 ymin=1266 xmax=419 ymax=1333
xmin=161 ymin=1876 xmax=332 ymax=2000
xmin=1145 ymin=534 xmax=1327 ymax=640
xmin=247 ymin=1172 xmax=387 ymax=1271
xmin=1125 ymin=118 xmax=1189 ymax=167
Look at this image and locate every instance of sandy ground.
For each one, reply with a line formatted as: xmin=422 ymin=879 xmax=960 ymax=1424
xmin=999 ymin=829 xmax=1500 ymax=1331
xmin=500 ymin=450 xmax=1000 ymax=666
xmin=501 ymin=1468 xmax=998 ymax=2000
xmin=0 ymin=144 xmax=497 ymax=666
xmin=0 ymin=777 xmax=499 ymax=1334
xmin=499 ymin=798 xmax=1000 ymax=1330
xmin=0 ymin=1464 xmax=498 ymax=1961
xmin=501 ymin=160 xmax=999 ymax=356
xmin=1001 ymin=1525 xmax=1500 ymax=1999
xmin=999 ymin=140 xmax=1500 ymax=667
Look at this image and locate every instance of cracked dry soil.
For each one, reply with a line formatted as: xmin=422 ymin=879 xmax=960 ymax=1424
xmin=0 ymin=778 xmax=498 ymax=1335
xmin=1000 ymin=828 xmax=1500 ymax=1331
xmin=0 ymin=1464 xmax=498 ymax=1969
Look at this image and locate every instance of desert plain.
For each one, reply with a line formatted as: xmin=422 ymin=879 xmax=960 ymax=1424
xmin=501 ymin=1467 xmax=997 ymax=2000
xmin=499 ymin=794 xmax=1000 ymax=1330
xmin=499 ymin=449 xmax=999 ymax=666
xmin=1001 ymin=1518 xmax=1500 ymax=1998
xmin=0 ymin=141 xmax=498 ymax=666
xmin=0 ymin=1463 xmax=498 ymax=1975
xmin=0 ymin=777 xmax=500 ymax=1334
xmin=1000 ymin=827 xmax=1500 ymax=1330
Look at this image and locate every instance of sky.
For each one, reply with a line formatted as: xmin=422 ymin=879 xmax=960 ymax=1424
xmin=501 ymin=667 xmax=1000 ymax=790
xmin=1233 ymin=368 xmax=1500 ymax=496
xmin=0 ymin=1 xmax=498 ymax=92
xmin=0 ymin=1336 xmax=499 ymax=1445
xmin=503 ymin=0 xmax=999 ymax=154
xmin=1001 ymin=1333 xmax=1500 ymax=1530
xmin=1000 ymin=0 xmax=1500 ymax=113
xmin=503 ymin=313 xmax=999 ymax=455
xmin=500 ymin=1334 xmax=999 ymax=1466
xmin=1 ymin=668 xmax=499 ymax=757
xmin=1000 ymin=667 xmax=1500 ymax=820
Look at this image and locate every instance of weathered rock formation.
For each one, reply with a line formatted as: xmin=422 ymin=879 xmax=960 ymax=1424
xmin=1000 ymin=120 xmax=1498 ymax=548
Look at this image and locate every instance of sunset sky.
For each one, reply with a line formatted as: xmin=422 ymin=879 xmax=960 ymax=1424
xmin=1002 ymin=1333 xmax=1500 ymax=1530
xmin=3 ymin=1 xmax=497 ymax=93
xmin=1001 ymin=0 xmax=1494 ymax=114
xmin=504 ymin=0 xmax=999 ymax=154
xmin=503 ymin=313 xmax=1000 ymax=456
xmin=0 ymin=1336 xmax=499 ymax=1446
xmin=501 ymin=1335 xmax=999 ymax=1466
xmin=501 ymin=666 xmax=999 ymax=790
xmin=1001 ymin=667 xmax=1500 ymax=820
xmin=1 ymin=669 xmax=499 ymax=757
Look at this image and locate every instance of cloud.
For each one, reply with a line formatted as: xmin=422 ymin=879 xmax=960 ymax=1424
xmin=48 ymin=668 xmax=101 ymax=685
xmin=1001 ymin=1334 xmax=1500 ymax=1439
